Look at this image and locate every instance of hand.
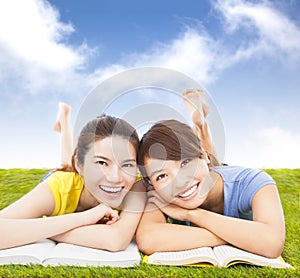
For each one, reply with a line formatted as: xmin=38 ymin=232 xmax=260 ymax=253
xmin=146 ymin=188 xmax=167 ymax=206
xmin=81 ymin=203 xmax=120 ymax=226
xmin=147 ymin=190 xmax=190 ymax=222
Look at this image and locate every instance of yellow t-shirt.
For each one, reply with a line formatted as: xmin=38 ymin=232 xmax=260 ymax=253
xmin=45 ymin=171 xmax=143 ymax=216
xmin=45 ymin=171 xmax=84 ymax=216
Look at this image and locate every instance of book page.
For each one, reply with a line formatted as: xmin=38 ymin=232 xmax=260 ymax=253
xmin=0 ymin=239 xmax=56 ymax=265
xmin=43 ymin=241 xmax=141 ymax=267
xmin=147 ymin=247 xmax=218 ymax=266
xmin=213 ymin=245 xmax=292 ymax=268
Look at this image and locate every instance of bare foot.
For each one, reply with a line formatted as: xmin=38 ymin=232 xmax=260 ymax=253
xmin=183 ymin=88 xmax=209 ymax=126
xmin=53 ymin=102 xmax=72 ymax=132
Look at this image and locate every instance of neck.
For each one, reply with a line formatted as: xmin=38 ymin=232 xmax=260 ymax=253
xmin=200 ymin=171 xmax=224 ymax=214
xmin=77 ymin=187 xmax=99 ymax=212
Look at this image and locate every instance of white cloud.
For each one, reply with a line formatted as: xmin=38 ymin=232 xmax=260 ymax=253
xmin=129 ymin=26 xmax=220 ymax=85
xmin=1 ymin=0 xmax=299 ymax=97
xmin=0 ymin=0 xmax=95 ymax=96
xmin=0 ymin=0 xmax=86 ymax=70
xmin=226 ymin=126 xmax=300 ymax=169
xmin=214 ymin=0 xmax=300 ymax=61
xmin=92 ymin=0 xmax=300 ymax=87
xmin=258 ymin=127 xmax=300 ymax=168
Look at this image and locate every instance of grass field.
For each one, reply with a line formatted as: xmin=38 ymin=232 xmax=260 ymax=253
xmin=0 ymin=168 xmax=299 ymax=277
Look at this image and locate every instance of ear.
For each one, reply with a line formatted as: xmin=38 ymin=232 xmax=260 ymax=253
xmin=74 ymin=157 xmax=83 ymax=176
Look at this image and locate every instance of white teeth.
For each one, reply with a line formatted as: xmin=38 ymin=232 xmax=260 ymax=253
xmin=178 ymin=184 xmax=198 ymax=198
xmin=100 ymin=186 xmax=122 ymax=193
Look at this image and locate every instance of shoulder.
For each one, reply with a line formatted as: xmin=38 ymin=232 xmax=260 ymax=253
xmin=45 ymin=170 xmax=80 ymax=180
xmin=44 ymin=171 xmax=84 ymax=190
xmin=212 ymin=165 xmax=275 ymax=184
xmin=44 ymin=171 xmax=84 ymax=215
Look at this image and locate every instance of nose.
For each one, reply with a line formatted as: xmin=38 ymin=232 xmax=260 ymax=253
xmin=172 ymin=170 xmax=191 ymax=192
xmin=106 ymin=164 xmax=123 ymax=184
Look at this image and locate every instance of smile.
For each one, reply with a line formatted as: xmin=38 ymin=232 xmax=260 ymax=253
xmin=177 ymin=183 xmax=199 ymax=199
xmin=99 ymin=185 xmax=123 ymax=194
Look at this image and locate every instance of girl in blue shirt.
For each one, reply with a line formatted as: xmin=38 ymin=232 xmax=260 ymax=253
xmin=136 ymin=89 xmax=285 ymax=258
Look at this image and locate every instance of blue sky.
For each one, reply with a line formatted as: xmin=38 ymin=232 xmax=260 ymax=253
xmin=0 ymin=0 xmax=299 ymax=169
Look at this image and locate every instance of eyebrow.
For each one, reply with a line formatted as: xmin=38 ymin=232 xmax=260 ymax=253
xmin=94 ymin=156 xmax=136 ymax=163
xmin=148 ymin=169 xmax=163 ymax=178
xmin=94 ymin=155 xmax=111 ymax=161
xmin=122 ymin=159 xmax=137 ymax=164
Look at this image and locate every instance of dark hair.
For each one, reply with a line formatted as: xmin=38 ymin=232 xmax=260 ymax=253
xmin=138 ymin=119 xmax=219 ymax=177
xmin=62 ymin=115 xmax=139 ymax=172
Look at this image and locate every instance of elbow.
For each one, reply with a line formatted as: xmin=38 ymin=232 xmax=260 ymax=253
xmin=136 ymin=226 xmax=156 ymax=255
xmin=257 ymin=234 xmax=285 ymax=258
xmin=105 ymin=230 xmax=133 ymax=252
xmin=0 ymin=243 xmax=10 ymax=250
xmin=0 ymin=239 xmax=6 ymax=250
xmin=107 ymin=240 xmax=130 ymax=252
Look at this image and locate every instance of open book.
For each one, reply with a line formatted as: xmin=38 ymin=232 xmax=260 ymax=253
xmin=143 ymin=245 xmax=292 ymax=268
xmin=0 ymin=239 xmax=141 ymax=267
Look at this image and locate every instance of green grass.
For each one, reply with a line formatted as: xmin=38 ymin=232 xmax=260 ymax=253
xmin=0 ymin=168 xmax=299 ymax=277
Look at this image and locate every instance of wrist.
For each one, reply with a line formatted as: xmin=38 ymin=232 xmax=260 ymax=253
xmin=186 ymin=207 xmax=202 ymax=224
xmin=77 ymin=210 xmax=95 ymax=226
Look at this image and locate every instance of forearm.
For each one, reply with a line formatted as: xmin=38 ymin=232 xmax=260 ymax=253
xmin=52 ymin=225 xmax=133 ymax=252
xmin=0 ymin=213 xmax=88 ymax=249
xmin=189 ymin=209 xmax=285 ymax=257
xmin=52 ymin=210 xmax=143 ymax=251
xmin=137 ymin=223 xmax=225 ymax=255
xmin=55 ymin=182 xmax=146 ymax=252
xmin=51 ymin=224 xmax=121 ymax=251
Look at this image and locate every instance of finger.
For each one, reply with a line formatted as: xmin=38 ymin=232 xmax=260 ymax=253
xmin=147 ymin=193 xmax=158 ymax=201
xmin=104 ymin=210 xmax=117 ymax=219
xmin=112 ymin=209 xmax=119 ymax=217
xmin=147 ymin=197 xmax=162 ymax=209
xmin=149 ymin=192 xmax=168 ymax=204
xmin=106 ymin=216 xmax=120 ymax=225
xmin=147 ymin=190 xmax=163 ymax=201
xmin=147 ymin=196 xmax=156 ymax=204
xmin=147 ymin=190 xmax=156 ymax=197
xmin=150 ymin=197 xmax=165 ymax=208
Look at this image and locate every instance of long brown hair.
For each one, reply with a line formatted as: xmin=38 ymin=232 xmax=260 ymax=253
xmin=138 ymin=119 xmax=219 ymax=177
xmin=62 ymin=115 xmax=139 ymax=172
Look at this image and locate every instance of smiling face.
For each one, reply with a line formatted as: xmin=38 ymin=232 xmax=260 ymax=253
xmin=138 ymin=119 xmax=219 ymax=209
xmin=77 ymin=136 xmax=137 ymax=208
xmin=144 ymin=156 xmax=213 ymax=209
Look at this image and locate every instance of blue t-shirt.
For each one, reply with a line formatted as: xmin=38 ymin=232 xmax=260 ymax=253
xmin=212 ymin=166 xmax=275 ymax=220
xmin=168 ymin=165 xmax=275 ymax=224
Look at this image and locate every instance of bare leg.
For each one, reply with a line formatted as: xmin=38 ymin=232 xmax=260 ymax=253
xmin=53 ymin=102 xmax=73 ymax=167
xmin=183 ymin=88 xmax=214 ymax=156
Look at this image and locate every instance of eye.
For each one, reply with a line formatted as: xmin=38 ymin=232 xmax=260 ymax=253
xmin=122 ymin=162 xmax=136 ymax=168
xmin=181 ymin=158 xmax=191 ymax=167
xmin=156 ymin=173 xmax=167 ymax=182
xmin=97 ymin=160 xmax=108 ymax=166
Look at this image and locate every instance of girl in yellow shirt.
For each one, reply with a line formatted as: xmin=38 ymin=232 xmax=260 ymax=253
xmin=0 ymin=103 xmax=146 ymax=251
